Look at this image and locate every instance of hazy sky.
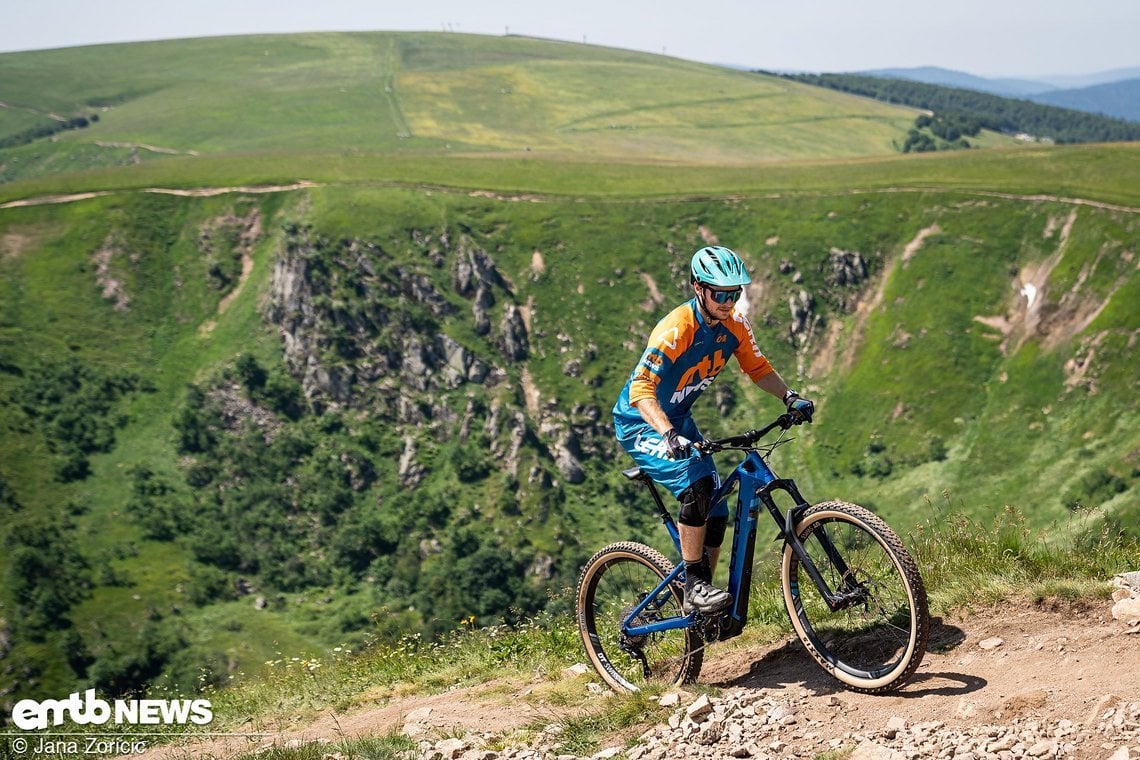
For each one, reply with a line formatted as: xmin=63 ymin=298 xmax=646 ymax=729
xmin=3 ymin=0 xmax=1138 ymax=79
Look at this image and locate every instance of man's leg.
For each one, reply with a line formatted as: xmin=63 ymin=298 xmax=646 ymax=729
xmin=678 ymin=521 xmax=704 ymax=565
xmin=678 ymin=479 xmax=731 ymax=613
xmin=616 ymin=423 xmax=727 ymax=610
xmin=679 ymin=526 xmax=722 ymax=572
xmin=706 ymin=547 xmax=721 ymax=572
xmin=703 ymin=513 xmax=728 ymax=579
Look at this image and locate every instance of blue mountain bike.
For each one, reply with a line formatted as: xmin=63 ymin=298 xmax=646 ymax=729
xmin=576 ymin=413 xmax=929 ymax=693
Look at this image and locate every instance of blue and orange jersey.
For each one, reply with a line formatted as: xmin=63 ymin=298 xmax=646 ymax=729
xmin=613 ymin=298 xmax=774 ymax=436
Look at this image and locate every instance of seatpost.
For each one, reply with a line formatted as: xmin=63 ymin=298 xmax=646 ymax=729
xmin=637 ymin=471 xmax=672 ymax=523
xmin=624 ymin=467 xmax=681 ymax=550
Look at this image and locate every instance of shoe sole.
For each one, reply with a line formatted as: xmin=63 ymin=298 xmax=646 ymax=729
xmin=683 ymin=596 xmax=732 ymax=616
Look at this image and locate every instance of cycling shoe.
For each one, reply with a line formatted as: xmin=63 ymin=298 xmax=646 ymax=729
xmin=684 ymin=578 xmax=732 ymax=614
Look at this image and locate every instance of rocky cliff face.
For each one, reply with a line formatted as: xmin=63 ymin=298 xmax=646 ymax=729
xmin=266 ymin=223 xmax=605 ymax=487
xmin=267 ymin=225 xmax=506 ymax=407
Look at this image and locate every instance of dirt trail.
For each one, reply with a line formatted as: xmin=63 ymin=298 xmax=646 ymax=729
xmin=0 ymin=183 xmax=318 ymax=210
xmin=5 ymin=186 xmax=1140 ymax=214
xmin=704 ymin=600 xmax=1138 ymax=729
xmin=137 ymin=599 xmax=1140 ymax=759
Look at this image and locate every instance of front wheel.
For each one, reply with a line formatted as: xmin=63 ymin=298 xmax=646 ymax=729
xmin=576 ymin=541 xmax=703 ymax=692
xmin=781 ymin=501 xmax=929 ymax=693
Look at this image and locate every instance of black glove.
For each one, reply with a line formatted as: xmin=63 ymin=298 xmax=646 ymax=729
xmin=784 ymin=390 xmax=815 ymax=424
xmin=663 ymin=429 xmax=692 ymax=459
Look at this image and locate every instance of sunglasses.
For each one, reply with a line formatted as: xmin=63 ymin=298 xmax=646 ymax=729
xmin=702 ymin=285 xmax=743 ymax=304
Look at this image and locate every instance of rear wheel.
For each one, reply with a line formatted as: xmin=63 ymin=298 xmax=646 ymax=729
xmin=576 ymin=541 xmax=703 ymax=692
xmin=781 ymin=501 xmax=929 ymax=693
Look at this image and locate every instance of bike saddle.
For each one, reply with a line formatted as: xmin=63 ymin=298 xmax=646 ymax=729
xmin=622 ymin=466 xmax=649 ymax=482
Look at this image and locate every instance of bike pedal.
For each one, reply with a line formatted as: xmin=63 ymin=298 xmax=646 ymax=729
xmin=697 ymin=611 xmax=730 ymax=642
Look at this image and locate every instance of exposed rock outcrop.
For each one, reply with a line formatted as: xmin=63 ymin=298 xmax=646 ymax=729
xmin=454 ymin=240 xmax=509 ymax=336
xmin=398 ymin=435 xmax=426 ymax=488
xmin=826 ymin=247 xmax=869 ymax=288
xmin=788 ymin=288 xmax=817 ymax=344
xmin=265 ymin=224 xmax=594 ymax=493
xmin=499 ymin=304 xmax=530 ymax=362
xmin=485 ymin=401 xmax=531 ymax=477
xmin=267 ymin=226 xmax=493 ymax=408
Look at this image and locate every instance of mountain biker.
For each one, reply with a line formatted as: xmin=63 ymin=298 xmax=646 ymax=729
xmin=612 ymin=246 xmax=815 ymax=614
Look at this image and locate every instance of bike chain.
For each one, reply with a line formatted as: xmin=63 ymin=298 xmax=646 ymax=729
xmin=665 ymin=611 xmax=727 ymax=663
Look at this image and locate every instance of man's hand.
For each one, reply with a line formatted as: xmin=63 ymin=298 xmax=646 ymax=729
xmin=663 ymin=429 xmax=693 ymax=459
xmin=784 ymin=391 xmax=815 ymax=424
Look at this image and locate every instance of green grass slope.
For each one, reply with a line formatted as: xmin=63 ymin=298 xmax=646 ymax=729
xmin=2 ymin=170 xmax=1137 ymax=709
xmin=1 ymin=31 xmax=1017 ymax=184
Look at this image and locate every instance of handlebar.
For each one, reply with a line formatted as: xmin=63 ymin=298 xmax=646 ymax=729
xmin=693 ymin=412 xmax=804 ymax=455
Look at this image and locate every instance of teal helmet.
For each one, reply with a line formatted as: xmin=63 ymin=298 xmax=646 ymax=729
xmin=690 ymin=246 xmax=750 ymax=287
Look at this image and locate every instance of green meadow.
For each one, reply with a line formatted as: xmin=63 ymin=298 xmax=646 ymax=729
xmin=1 ymin=31 xmax=1022 ymax=186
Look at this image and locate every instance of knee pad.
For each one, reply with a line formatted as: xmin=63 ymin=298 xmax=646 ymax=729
xmin=704 ymin=515 xmax=728 ymax=548
xmin=677 ymin=477 xmax=716 ymax=527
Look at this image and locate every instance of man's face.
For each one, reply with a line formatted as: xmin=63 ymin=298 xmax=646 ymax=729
xmin=695 ymin=283 xmax=741 ymax=321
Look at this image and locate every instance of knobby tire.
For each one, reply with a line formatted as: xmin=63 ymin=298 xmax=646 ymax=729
xmin=781 ymin=500 xmax=929 ymax=693
xmin=576 ymin=541 xmax=703 ymax=692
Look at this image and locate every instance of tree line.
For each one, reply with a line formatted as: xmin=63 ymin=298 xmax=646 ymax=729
xmin=0 ymin=113 xmax=101 ymax=150
xmin=772 ymin=72 xmax=1140 ymax=144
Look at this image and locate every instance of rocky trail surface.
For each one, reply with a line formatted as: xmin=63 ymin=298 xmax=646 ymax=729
xmin=141 ymin=583 xmax=1140 ymax=760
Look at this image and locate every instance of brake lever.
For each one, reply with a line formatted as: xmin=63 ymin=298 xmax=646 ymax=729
xmin=692 ymin=440 xmax=712 ymax=455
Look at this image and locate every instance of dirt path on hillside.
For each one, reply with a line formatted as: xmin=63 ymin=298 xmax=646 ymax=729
xmin=6 ymin=186 xmax=1140 ymax=214
xmin=0 ymin=183 xmax=319 ymax=210
xmin=135 ymin=598 xmax=1140 ymax=759
xmin=704 ymin=599 xmax=1139 ymax=731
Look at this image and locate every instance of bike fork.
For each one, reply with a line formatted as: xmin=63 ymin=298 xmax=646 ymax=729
xmin=761 ymin=485 xmax=857 ymax=615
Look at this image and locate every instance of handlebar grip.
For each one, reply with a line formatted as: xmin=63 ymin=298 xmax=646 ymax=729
xmin=696 ymin=414 xmax=800 ymax=451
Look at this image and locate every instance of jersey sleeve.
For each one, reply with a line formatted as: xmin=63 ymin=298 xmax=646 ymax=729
xmin=627 ymin=350 xmax=664 ymax=408
xmin=728 ymin=312 xmax=774 ymax=382
xmin=628 ymin=304 xmax=698 ymax=407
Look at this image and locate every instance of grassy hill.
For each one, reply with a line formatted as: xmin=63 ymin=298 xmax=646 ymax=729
xmin=0 ymin=32 xmax=1137 ymax=713
xmin=0 ymin=31 xmax=1022 ymax=185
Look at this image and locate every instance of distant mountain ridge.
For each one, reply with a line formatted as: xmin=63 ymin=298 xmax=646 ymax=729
xmin=861 ymin=65 xmax=1140 ymax=123
xmin=0 ymin=32 xmax=944 ymax=186
xmin=1036 ymin=66 xmax=1140 ymax=89
xmin=861 ymin=66 xmax=1054 ymax=97
xmin=1031 ymin=78 xmax=1140 ymax=123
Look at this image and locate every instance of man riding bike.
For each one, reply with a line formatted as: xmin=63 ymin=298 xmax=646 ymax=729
xmin=612 ymin=246 xmax=815 ymax=614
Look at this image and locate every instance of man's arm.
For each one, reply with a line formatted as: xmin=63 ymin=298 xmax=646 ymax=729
xmin=757 ymin=369 xmax=815 ymax=422
xmin=635 ymin=397 xmax=695 ymax=460
xmin=633 ymin=397 xmax=674 ymax=436
xmin=755 ymin=369 xmax=793 ymax=402
xmin=641 ymin=370 xmax=795 ymax=427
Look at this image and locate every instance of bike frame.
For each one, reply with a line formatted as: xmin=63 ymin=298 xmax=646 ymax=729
xmin=620 ymin=417 xmax=857 ymax=642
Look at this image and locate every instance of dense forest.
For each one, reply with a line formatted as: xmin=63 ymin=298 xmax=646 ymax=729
xmin=773 ymin=72 xmax=1140 ymax=144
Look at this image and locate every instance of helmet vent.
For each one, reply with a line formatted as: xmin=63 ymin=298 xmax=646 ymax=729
xmin=689 ymin=246 xmax=751 ymax=287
